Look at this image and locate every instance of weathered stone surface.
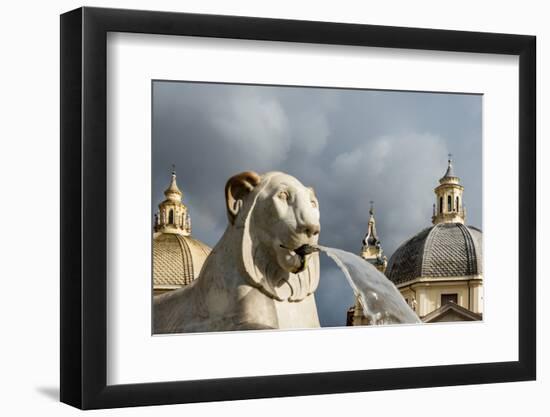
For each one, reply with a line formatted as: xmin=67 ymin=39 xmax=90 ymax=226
xmin=153 ymin=171 xmax=322 ymax=333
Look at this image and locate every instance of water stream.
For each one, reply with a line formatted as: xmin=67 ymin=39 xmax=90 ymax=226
xmin=318 ymin=246 xmax=421 ymax=325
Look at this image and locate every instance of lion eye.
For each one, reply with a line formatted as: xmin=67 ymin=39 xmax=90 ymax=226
xmin=278 ymin=191 xmax=290 ymax=201
xmin=311 ymin=200 xmax=318 ymax=208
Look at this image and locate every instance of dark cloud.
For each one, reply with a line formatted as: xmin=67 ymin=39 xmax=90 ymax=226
xmin=152 ymin=81 xmax=482 ymax=327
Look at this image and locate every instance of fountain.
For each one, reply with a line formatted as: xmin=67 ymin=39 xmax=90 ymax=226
xmin=154 ymin=171 xmax=420 ymax=334
xmin=294 ymin=244 xmax=420 ymax=325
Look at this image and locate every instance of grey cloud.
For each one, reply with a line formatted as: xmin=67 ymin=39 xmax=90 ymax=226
xmin=152 ymin=81 xmax=482 ymax=327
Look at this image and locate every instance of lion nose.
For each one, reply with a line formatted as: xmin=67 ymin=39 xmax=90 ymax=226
xmin=300 ymin=223 xmax=320 ymax=238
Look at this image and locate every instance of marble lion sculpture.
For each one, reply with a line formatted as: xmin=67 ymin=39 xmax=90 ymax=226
xmin=153 ymin=171 xmax=322 ymax=333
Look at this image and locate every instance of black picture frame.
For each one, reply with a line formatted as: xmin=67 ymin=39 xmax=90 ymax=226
xmin=60 ymin=6 xmax=536 ymax=410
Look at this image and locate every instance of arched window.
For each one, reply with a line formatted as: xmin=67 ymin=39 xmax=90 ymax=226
xmin=439 ymin=197 xmax=443 ymax=213
xmin=456 ymin=196 xmax=460 ymax=212
xmin=447 ymin=195 xmax=452 ymax=212
xmin=168 ymin=209 xmax=174 ymax=224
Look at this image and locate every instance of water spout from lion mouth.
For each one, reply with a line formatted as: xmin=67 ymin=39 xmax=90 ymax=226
xmin=279 ymin=244 xmax=320 ymax=257
xmin=279 ymin=244 xmax=320 ymax=274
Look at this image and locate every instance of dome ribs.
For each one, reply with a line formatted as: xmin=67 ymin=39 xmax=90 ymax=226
xmin=387 ymin=223 xmax=482 ymax=284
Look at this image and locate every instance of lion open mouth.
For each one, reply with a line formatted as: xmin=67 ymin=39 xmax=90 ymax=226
xmin=279 ymin=244 xmax=320 ymax=273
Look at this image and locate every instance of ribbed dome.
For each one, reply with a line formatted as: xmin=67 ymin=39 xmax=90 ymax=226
xmin=386 ymin=223 xmax=482 ymax=285
xmin=153 ymin=233 xmax=211 ymax=288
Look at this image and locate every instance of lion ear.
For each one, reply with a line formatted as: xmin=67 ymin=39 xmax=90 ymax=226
xmin=225 ymin=171 xmax=261 ymax=224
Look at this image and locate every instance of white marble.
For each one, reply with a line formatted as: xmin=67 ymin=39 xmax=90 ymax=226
xmin=154 ymin=171 xmax=321 ymax=333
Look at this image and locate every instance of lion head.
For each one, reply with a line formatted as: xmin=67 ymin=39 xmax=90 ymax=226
xmin=225 ymin=171 xmax=321 ymax=302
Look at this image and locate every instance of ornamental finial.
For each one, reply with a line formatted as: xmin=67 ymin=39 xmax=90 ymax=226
xmin=442 ymin=153 xmax=456 ymax=179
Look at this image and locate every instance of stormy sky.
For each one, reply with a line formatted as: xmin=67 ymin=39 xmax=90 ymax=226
xmin=152 ymin=81 xmax=482 ymax=327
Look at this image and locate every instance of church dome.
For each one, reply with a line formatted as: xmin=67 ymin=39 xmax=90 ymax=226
xmin=152 ymin=169 xmax=212 ymax=294
xmin=386 ymin=223 xmax=482 ymax=285
xmin=153 ymin=233 xmax=211 ymax=289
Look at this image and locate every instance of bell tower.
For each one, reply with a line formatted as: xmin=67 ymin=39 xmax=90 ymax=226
xmin=154 ymin=166 xmax=192 ymax=236
xmin=432 ymin=155 xmax=466 ymax=225
xmin=360 ymin=201 xmax=387 ymax=272
xmin=349 ymin=201 xmax=388 ymax=326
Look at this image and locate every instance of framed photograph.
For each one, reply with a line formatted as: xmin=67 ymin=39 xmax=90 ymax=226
xmin=60 ymin=6 xmax=536 ymax=409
